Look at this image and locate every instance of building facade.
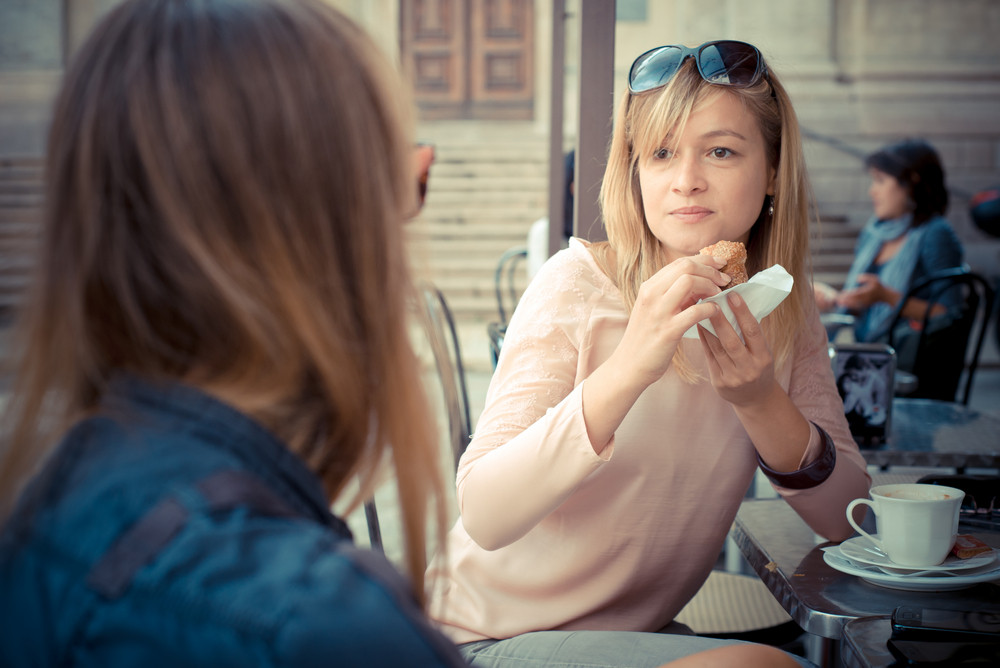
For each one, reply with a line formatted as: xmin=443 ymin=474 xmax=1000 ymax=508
xmin=3 ymin=0 xmax=999 ymax=261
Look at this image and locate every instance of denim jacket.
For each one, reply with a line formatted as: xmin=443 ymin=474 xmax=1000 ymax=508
xmin=0 ymin=376 xmax=466 ymax=667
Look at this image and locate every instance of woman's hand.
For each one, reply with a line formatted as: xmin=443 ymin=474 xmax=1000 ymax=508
xmin=813 ymin=281 xmax=840 ymax=312
xmin=698 ymin=291 xmax=811 ymax=472
xmin=697 ymin=292 xmax=778 ymax=407
xmin=836 ymin=273 xmax=899 ymax=312
xmin=580 ymin=253 xmax=730 ymax=454
xmin=612 ymin=254 xmax=732 ymax=388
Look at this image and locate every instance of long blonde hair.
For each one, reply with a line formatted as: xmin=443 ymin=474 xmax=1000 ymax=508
xmin=596 ymin=55 xmax=815 ymax=372
xmin=0 ymin=0 xmax=444 ymax=599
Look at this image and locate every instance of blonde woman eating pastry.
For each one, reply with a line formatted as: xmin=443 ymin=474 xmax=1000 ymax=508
xmin=427 ymin=40 xmax=870 ymax=668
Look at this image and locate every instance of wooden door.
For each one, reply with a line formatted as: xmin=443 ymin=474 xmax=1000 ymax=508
xmin=400 ymin=0 xmax=534 ymax=120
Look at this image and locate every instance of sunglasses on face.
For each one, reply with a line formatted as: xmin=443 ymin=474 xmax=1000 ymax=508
xmin=628 ymin=40 xmax=768 ymax=94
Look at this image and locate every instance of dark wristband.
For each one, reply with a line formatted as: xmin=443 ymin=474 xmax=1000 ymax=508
xmin=756 ymin=422 xmax=836 ymax=490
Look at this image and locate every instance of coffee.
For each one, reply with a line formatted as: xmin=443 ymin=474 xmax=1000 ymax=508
xmin=883 ymin=489 xmax=952 ymax=500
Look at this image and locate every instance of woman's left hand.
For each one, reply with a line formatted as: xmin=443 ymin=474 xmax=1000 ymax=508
xmin=698 ymin=292 xmax=778 ymax=407
xmin=836 ymin=273 xmax=894 ymax=311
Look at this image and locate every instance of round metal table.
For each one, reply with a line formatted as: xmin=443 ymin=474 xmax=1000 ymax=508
xmin=861 ymin=398 xmax=1000 ymax=471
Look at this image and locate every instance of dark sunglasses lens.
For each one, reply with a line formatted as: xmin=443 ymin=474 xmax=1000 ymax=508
xmin=697 ymin=42 xmax=761 ymax=86
xmin=630 ymin=46 xmax=683 ymax=92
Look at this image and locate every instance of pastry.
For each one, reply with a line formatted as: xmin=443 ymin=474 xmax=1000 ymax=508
xmin=700 ymin=240 xmax=748 ymax=286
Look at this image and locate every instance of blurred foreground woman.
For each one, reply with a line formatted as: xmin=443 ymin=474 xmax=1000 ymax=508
xmin=0 ymin=0 xmax=464 ymax=665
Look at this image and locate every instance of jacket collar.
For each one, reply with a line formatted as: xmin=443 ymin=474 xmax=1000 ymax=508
xmin=103 ymin=374 xmax=347 ymax=535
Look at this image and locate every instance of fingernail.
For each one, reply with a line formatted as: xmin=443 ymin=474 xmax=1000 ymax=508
xmin=713 ymin=255 xmax=727 ymax=265
xmin=719 ymin=273 xmax=731 ymax=284
xmin=728 ymin=293 xmax=742 ymax=307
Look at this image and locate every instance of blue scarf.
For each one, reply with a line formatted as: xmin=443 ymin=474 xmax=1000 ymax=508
xmin=840 ymin=214 xmax=928 ymax=341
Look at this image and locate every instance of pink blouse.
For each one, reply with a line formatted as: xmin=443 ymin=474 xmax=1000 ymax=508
xmin=426 ymin=239 xmax=871 ymax=644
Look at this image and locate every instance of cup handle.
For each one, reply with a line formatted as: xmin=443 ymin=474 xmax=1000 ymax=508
xmin=846 ymin=498 xmax=885 ymax=554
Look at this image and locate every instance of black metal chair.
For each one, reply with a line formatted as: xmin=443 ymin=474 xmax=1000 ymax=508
xmin=885 ymin=266 xmax=994 ymax=405
xmin=488 ymin=246 xmax=528 ymax=369
xmin=416 ymin=281 xmax=473 ymax=469
xmin=829 ymin=342 xmax=897 ymax=447
xmin=364 ymin=281 xmax=472 ymax=553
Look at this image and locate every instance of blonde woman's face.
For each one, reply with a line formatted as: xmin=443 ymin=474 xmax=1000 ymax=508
xmin=637 ymin=91 xmax=774 ymax=263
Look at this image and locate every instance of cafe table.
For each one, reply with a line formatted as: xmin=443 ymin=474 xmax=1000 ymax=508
xmin=729 ymin=498 xmax=1000 ymax=667
xmin=863 ymin=397 xmax=1000 ymax=471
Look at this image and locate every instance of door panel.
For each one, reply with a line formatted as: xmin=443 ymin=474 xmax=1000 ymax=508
xmin=402 ymin=0 xmax=466 ymax=107
xmin=401 ymin=0 xmax=533 ymax=120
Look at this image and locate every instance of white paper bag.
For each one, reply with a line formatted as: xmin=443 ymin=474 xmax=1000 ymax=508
xmin=682 ymin=264 xmax=794 ymax=340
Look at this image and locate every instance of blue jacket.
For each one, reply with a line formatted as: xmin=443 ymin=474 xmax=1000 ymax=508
xmin=0 ymin=376 xmax=467 ymax=667
xmin=844 ymin=215 xmax=964 ymax=342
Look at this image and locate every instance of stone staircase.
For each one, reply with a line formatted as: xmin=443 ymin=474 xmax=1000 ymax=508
xmin=0 ymin=156 xmax=43 ymax=323
xmin=407 ymin=123 xmax=548 ymax=318
xmin=406 ymin=123 xmax=549 ymax=371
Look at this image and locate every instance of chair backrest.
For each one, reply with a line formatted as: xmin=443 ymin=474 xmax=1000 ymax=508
xmin=887 ymin=266 xmax=995 ymax=405
xmin=830 ymin=342 xmax=897 ymax=446
xmin=487 ymin=247 xmax=527 ymax=370
xmin=416 ymin=281 xmax=472 ymax=469
xmin=487 ymin=320 xmax=505 ymax=370
xmin=363 ymin=283 xmax=472 ymax=556
xmin=494 ymin=246 xmax=527 ymax=327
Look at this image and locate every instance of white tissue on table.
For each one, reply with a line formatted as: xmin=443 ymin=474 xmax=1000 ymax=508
xmin=682 ymin=264 xmax=794 ymax=340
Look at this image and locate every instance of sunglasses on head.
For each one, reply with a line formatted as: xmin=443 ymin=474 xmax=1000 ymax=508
xmin=628 ymin=40 xmax=768 ymax=94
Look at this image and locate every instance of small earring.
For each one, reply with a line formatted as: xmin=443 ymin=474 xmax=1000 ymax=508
xmin=768 ymin=196 xmax=775 ymax=217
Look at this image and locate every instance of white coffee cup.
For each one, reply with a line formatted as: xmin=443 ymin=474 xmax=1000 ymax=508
xmin=845 ymin=483 xmax=964 ymax=567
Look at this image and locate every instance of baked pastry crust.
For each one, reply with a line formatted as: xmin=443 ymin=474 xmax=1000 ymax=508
xmin=700 ymin=240 xmax=748 ymax=286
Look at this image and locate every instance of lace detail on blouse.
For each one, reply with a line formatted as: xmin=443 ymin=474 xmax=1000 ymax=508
xmin=463 ymin=243 xmax=612 ymax=462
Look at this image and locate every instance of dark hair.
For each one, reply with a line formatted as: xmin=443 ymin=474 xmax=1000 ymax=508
xmin=865 ymin=139 xmax=948 ymax=224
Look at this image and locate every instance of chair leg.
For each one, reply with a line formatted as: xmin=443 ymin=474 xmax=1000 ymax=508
xmin=364 ymin=499 xmax=384 ymax=553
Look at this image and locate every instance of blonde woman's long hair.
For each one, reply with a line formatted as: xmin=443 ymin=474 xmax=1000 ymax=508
xmin=0 ymin=0 xmax=445 ymax=600
xmin=596 ymin=56 xmax=815 ymax=374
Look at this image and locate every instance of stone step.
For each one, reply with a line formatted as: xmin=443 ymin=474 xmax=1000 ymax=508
xmin=812 ymin=236 xmax=858 ymax=251
xmin=420 ymin=191 xmax=547 ymax=208
xmin=0 ymin=178 xmax=43 ymax=191
xmin=811 ymin=252 xmax=856 ymax=269
xmin=0 ymin=195 xmax=43 ymax=208
xmin=0 ymin=213 xmax=41 ymax=226
xmin=411 ymin=213 xmax=540 ymax=228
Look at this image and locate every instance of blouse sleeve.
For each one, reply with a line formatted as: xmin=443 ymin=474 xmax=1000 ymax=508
xmin=765 ymin=310 xmax=872 ymax=541
xmin=454 ymin=248 xmax=611 ymax=551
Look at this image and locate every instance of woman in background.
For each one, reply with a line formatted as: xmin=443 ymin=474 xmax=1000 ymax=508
xmin=815 ymin=139 xmax=964 ymax=343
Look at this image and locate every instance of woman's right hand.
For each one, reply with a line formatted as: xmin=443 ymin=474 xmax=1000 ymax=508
xmin=837 ymin=273 xmax=894 ymax=311
xmin=612 ymin=254 xmax=731 ymax=389
xmin=583 ymin=255 xmax=730 ymax=454
xmin=813 ymin=281 xmax=840 ymax=312
xmin=579 ymin=253 xmax=731 ymax=455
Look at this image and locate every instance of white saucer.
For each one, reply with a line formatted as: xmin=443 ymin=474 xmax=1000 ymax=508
xmin=838 ymin=535 xmax=997 ymax=572
xmin=822 ymin=550 xmax=1000 ymax=591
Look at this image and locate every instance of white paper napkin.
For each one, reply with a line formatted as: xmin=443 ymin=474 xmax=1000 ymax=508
xmin=682 ymin=264 xmax=794 ymax=340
